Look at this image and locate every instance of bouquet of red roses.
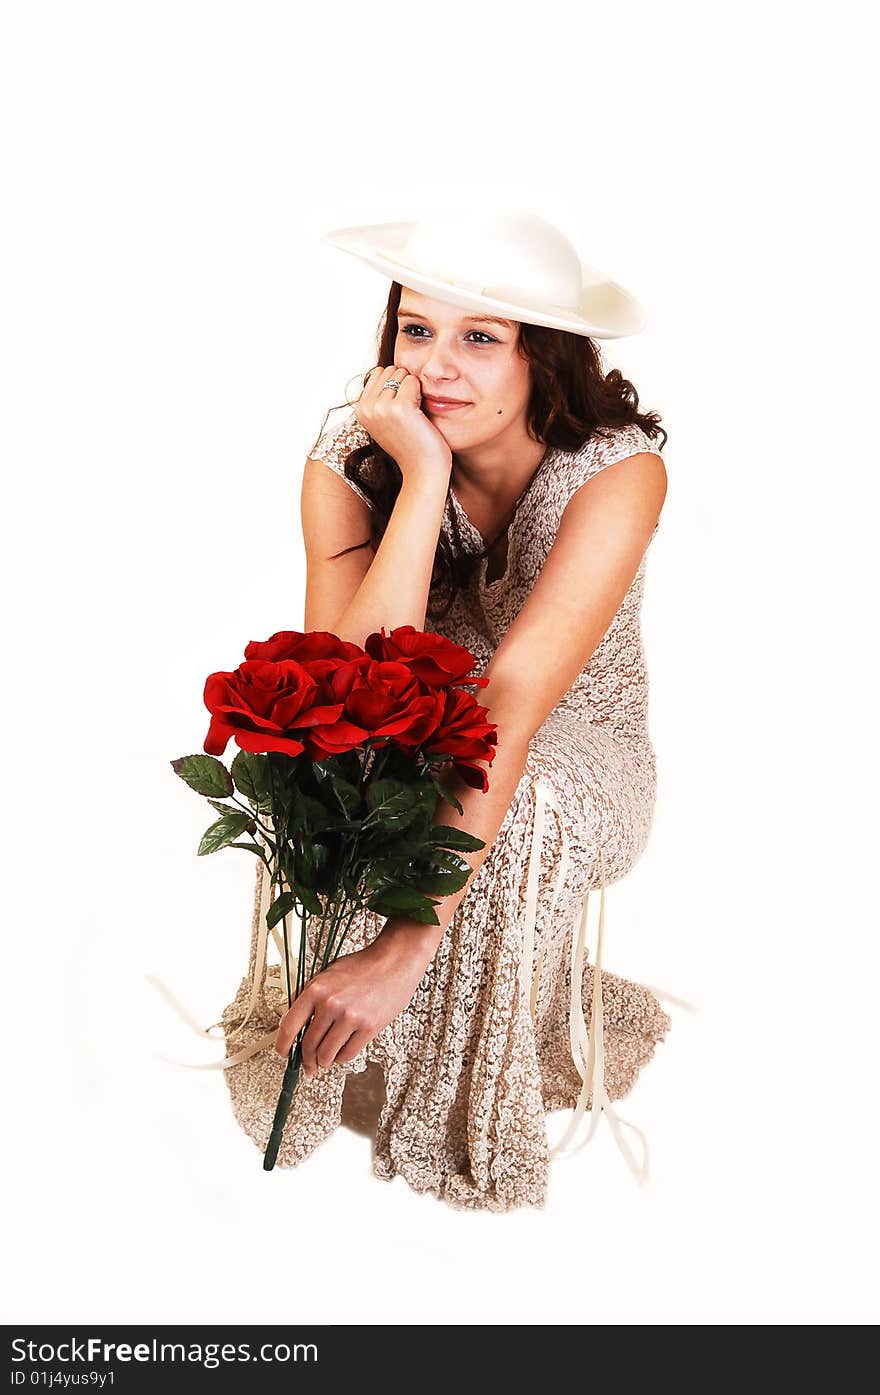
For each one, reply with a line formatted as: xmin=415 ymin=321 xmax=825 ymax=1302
xmin=171 ymin=625 xmax=497 ymax=1170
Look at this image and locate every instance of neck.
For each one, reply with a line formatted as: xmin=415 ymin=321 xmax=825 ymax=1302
xmin=451 ymin=429 xmax=549 ymax=509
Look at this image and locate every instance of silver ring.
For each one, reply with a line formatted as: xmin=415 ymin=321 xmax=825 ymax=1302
xmin=381 ymin=379 xmax=402 ymax=392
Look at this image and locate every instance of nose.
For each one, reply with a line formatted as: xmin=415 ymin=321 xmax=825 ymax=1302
xmin=418 ymin=337 xmax=462 ymax=385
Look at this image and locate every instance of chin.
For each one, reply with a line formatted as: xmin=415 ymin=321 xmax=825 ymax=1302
xmin=429 ymin=409 xmax=478 ymax=428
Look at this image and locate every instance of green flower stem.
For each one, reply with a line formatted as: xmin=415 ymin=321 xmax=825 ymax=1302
xmin=263 ymin=753 xmax=299 ymax=1170
xmin=306 ymin=742 xmax=374 ymax=972
xmin=263 ymin=868 xmax=309 ymax=1172
xmin=280 ymin=893 xmax=294 ymax=1006
xmin=262 ymin=1031 xmax=304 ymax=1171
xmin=260 ymin=742 xmax=384 ymax=1171
xmin=295 ymin=904 xmax=308 ymax=999
xmin=230 ymin=792 xmax=275 ymax=840
xmin=306 ymin=813 xmax=361 ymax=979
xmin=320 ymin=895 xmax=363 ymax=971
xmin=307 ymin=891 xmax=333 ymax=982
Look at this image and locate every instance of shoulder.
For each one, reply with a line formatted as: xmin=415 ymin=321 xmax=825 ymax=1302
xmin=589 ymin=421 xmax=665 ymax=466
xmin=549 ymin=422 xmax=666 ymax=503
xmin=538 ymin=423 xmax=667 ymax=550
xmin=306 ymin=407 xmax=376 ymax=509
xmin=567 ymin=421 xmax=665 ymax=473
xmin=308 ymin=407 xmax=372 ymax=468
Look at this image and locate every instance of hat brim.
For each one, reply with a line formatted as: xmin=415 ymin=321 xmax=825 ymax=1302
xmin=320 ymin=221 xmax=647 ymax=339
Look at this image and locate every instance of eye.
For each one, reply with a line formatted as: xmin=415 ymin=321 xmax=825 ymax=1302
xmin=400 ymin=325 xmax=497 ymax=345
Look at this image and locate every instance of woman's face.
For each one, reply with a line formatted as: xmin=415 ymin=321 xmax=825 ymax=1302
xmin=393 ymin=289 xmax=532 ymax=448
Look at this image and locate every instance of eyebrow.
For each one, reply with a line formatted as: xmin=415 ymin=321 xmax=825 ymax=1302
xmin=397 ymin=308 xmax=514 ymax=329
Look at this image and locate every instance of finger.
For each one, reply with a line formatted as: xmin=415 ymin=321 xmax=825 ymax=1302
xmin=396 ymin=371 xmax=421 ymax=400
xmin=313 ymin=1018 xmax=363 ymax=1071
xmin=274 ymin=988 xmax=316 ymax=1058
xmin=334 ymin=1027 xmax=374 ymax=1065
xmin=299 ymin=1009 xmax=335 ymax=1077
xmin=372 ymin=364 xmax=409 ymax=406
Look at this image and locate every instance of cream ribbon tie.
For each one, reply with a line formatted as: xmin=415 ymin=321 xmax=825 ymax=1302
xmin=520 ymin=778 xmax=697 ymax=1185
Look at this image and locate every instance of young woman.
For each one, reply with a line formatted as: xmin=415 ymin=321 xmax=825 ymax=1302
xmin=225 ymin=211 xmax=677 ymax=1211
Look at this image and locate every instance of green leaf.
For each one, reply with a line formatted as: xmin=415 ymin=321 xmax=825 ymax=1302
xmin=206 ymin=797 xmax=257 ymax=832
xmin=399 ymin=904 xmax=441 ymax=925
xmin=362 ymin=782 xmax=425 ymax=838
xmin=365 ymin=885 xmax=439 ymax=914
xmin=277 ymin=781 xmax=305 ymax=836
xmin=300 ymin=793 xmax=338 ymax=831
xmin=363 ymin=852 xmax=421 ymax=881
xmin=425 ymin=849 xmax=473 ymax=873
xmin=405 ymin=866 xmax=471 ymax=895
xmin=231 ymin=749 xmax=271 ymax=807
xmin=293 ymin=883 xmax=323 ymax=916
xmin=266 ymin=889 xmax=297 ymax=930
xmin=197 ymin=809 xmax=254 ymax=855
xmin=431 ymin=779 xmax=464 ymax=816
xmin=332 ymin=776 xmax=364 ymax=819
xmin=429 ymin=824 xmax=486 ymax=852
xmin=365 ymin=779 xmax=418 ymax=816
xmin=325 ymin=818 xmax=368 ymax=835
xmin=367 ymin=888 xmax=441 ymax=925
xmin=172 ymin=754 xmax=234 ymax=799
xmin=309 ymin=762 xmax=364 ymax=819
xmin=355 ymin=822 xmax=427 ymax=865
xmin=382 ymin=849 xmax=473 ymax=897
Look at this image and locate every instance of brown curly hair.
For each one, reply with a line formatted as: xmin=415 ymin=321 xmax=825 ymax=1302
xmin=309 ymin=280 xmax=668 ymax=621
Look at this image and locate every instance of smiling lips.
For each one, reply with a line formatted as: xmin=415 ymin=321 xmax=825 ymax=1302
xmin=424 ymin=396 xmax=471 ymax=412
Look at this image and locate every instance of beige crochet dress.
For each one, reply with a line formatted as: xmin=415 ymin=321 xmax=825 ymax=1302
xmin=216 ymin=408 xmax=675 ymax=1211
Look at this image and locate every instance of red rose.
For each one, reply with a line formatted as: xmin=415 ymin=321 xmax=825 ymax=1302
xmin=305 ymin=659 xmax=445 ymax=759
xmin=364 ymin=625 xmax=488 ymax=689
xmin=242 ymin=635 xmax=383 ymax=757
xmin=422 ymin=687 xmax=498 ymax=792
xmin=203 ymin=627 xmax=494 ymax=772
xmin=203 ymin=658 xmax=346 ymax=758
xmin=243 ymin=630 xmax=364 ymax=666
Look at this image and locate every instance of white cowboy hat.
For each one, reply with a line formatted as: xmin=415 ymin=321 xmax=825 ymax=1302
xmin=320 ymin=206 xmax=647 ymax=339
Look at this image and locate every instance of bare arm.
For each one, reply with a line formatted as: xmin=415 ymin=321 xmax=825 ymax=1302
xmin=303 ymin=365 xmax=453 ymax=646
xmin=306 ymin=468 xmax=450 ymax=647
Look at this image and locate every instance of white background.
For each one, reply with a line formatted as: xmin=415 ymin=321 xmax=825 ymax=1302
xmin=3 ymin=0 xmax=877 ymax=1326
